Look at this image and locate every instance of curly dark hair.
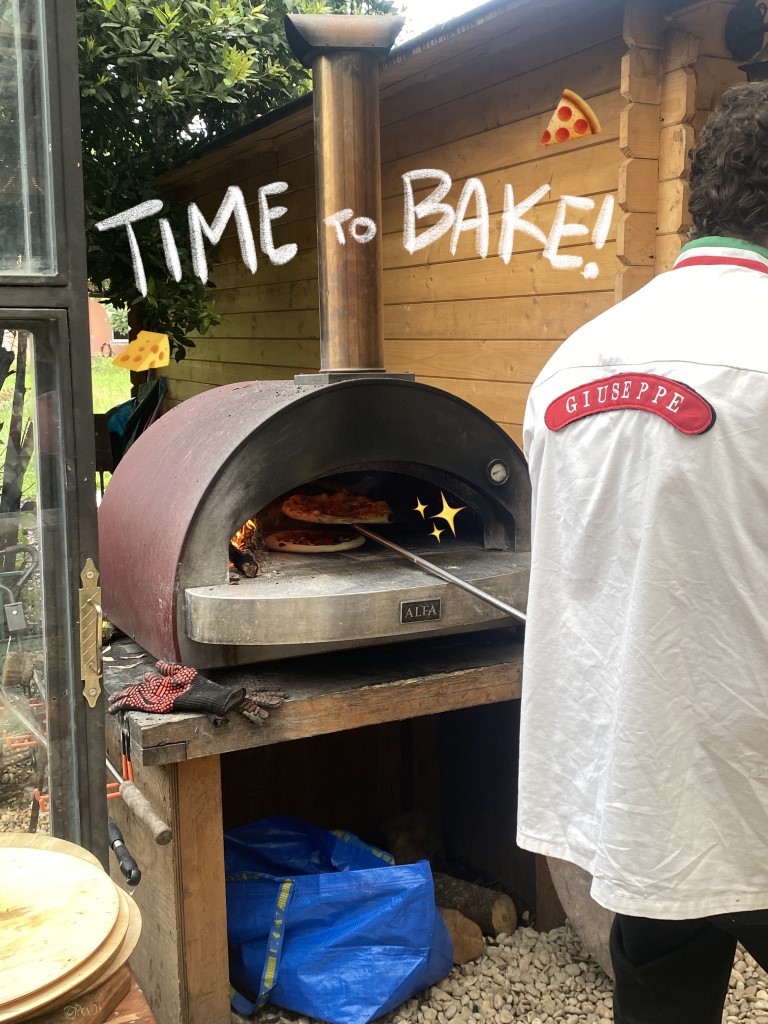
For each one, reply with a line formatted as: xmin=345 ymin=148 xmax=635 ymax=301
xmin=688 ymin=82 xmax=768 ymax=242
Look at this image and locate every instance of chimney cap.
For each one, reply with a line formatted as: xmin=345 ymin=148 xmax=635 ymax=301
xmin=284 ymin=13 xmax=405 ymax=67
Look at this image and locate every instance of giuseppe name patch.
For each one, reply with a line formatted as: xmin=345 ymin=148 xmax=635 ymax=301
xmin=544 ymin=372 xmax=715 ymax=434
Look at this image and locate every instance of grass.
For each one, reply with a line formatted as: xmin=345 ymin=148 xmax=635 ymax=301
xmin=91 ymin=355 xmax=133 ymax=414
xmin=0 ymin=354 xmax=133 ymax=504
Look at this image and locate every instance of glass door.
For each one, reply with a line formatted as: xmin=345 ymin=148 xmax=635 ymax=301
xmin=0 ymin=314 xmax=105 ymax=850
xmin=0 ymin=0 xmax=105 ymax=858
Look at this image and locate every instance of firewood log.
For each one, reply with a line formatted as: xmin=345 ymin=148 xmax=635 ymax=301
xmin=438 ymin=907 xmax=484 ymax=964
xmin=432 ymin=872 xmax=517 ymax=937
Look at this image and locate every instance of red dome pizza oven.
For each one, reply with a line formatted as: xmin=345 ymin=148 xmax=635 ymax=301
xmin=98 ymin=14 xmax=531 ymax=669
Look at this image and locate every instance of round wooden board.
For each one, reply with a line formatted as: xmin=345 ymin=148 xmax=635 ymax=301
xmin=0 ymin=848 xmax=122 ymax=1016
xmin=0 ymin=832 xmax=102 ymax=871
xmin=0 ymin=885 xmax=131 ymax=1023
xmin=36 ymin=891 xmax=142 ymax=1016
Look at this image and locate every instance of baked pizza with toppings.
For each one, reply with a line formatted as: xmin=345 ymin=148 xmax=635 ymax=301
xmin=264 ymin=529 xmax=366 ymax=553
xmin=281 ymin=491 xmax=394 ymax=525
xmin=541 ymin=89 xmax=601 ymax=146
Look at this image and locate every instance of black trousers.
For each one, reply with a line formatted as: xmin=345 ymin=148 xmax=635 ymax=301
xmin=610 ymin=909 xmax=768 ymax=1024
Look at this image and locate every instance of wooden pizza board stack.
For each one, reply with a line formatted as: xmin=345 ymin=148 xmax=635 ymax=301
xmin=0 ymin=833 xmax=142 ymax=1024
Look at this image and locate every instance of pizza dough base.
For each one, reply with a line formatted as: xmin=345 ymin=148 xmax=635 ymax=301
xmin=264 ymin=531 xmax=366 ymax=554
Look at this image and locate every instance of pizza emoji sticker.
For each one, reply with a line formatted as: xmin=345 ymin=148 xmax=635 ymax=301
xmin=541 ymin=89 xmax=601 ymax=146
xmin=112 ymin=330 xmax=170 ymax=371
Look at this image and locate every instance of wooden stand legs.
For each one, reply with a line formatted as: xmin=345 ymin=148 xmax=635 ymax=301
xmin=108 ymin=754 xmax=230 ymax=1024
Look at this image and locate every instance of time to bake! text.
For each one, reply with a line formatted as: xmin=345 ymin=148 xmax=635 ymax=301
xmin=94 ymin=169 xmax=615 ymax=296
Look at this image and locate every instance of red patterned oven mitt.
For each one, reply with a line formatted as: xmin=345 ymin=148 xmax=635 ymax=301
xmin=108 ymin=660 xmax=245 ymax=718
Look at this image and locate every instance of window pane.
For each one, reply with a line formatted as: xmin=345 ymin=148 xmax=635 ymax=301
xmin=0 ymin=326 xmax=78 ymax=835
xmin=0 ymin=0 xmax=56 ymax=276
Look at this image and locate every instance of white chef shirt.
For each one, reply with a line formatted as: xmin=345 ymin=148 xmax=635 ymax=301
xmin=517 ymin=236 xmax=768 ymax=919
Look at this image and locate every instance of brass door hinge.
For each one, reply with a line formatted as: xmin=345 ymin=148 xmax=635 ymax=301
xmin=79 ymin=558 xmax=102 ymax=709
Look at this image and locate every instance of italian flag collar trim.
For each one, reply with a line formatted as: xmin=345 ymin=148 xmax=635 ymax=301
xmin=674 ymin=236 xmax=768 ymax=275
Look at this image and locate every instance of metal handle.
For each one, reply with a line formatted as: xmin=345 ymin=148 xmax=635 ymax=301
xmin=353 ymin=526 xmax=527 ymax=623
xmin=0 ymin=544 xmax=39 ymax=594
xmin=108 ymin=817 xmax=141 ymax=887
xmin=106 ymin=757 xmax=174 ymax=845
xmin=79 ymin=558 xmax=102 ymax=708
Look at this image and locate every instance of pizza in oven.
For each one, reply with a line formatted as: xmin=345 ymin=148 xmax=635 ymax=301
xmin=541 ymin=89 xmax=601 ymax=146
xmin=264 ymin=529 xmax=366 ymax=553
xmin=281 ymin=491 xmax=394 ymax=525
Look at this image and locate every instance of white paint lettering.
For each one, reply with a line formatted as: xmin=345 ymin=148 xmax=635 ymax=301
xmin=622 ymin=379 xmax=632 ymax=399
xmin=611 ymin=380 xmax=620 ymax=400
xmin=597 ymin=384 xmax=608 ymax=403
xmin=652 ymin=385 xmax=668 ymax=405
xmin=566 ymin=395 xmax=578 ymax=414
xmin=94 ymin=199 xmax=164 ymax=297
xmin=325 ymin=208 xmax=354 ymax=244
xmin=402 ymin=169 xmax=455 ymax=254
xmin=349 ymin=216 xmax=377 ymax=243
xmin=636 ymin=382 xmax=650 ymax=400
xmin=543 ymin=195 xmax=593 ymax=270
xmin=666 ymin=392 xmax=685 ymax=413
xmin=159 ymin=217 xmax=182 ymax=283
xmin=98 ymin=168 xmax=619 ymax=296
xmin=591 ymin=195 xmax=614 ymax=249
xmin=188 ymin=185 xmax=256 ymax=283
xmin=450 ymin=177 xmax=490 ymax=257
xmin=498 ymin=183 xmax=550 ymax=264
xmin=258 ymin=181 xmax=297 ymax=266
xmin=582 ymin=389 xmax=591 ymax=408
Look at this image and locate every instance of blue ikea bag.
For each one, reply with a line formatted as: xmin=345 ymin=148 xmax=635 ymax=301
xmin=224 ymin=816 xmax=454 ymax=1024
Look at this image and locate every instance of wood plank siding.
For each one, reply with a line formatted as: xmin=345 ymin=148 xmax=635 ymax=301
xmin=156 ymin=0 xmax=743 ymax=444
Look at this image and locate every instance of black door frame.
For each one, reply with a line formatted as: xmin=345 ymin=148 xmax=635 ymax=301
xmin=0 ymin=1 xmax=105 ymax=856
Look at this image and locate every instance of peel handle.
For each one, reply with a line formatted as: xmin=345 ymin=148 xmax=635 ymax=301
xmin=108 ymin=817 xmax=141 ymax=887
xmin=119 ymin=779 xmax=173 ymax=845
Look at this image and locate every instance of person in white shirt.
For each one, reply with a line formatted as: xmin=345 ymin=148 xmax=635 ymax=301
xmin=517 ymin=82 xmax=768 ymax=1024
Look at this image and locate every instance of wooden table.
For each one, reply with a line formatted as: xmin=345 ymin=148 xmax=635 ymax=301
xmin=104 ymin=630 xmax=524 ymax=1024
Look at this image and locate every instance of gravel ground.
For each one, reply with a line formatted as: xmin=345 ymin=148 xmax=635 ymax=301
xmin=242 ymin=919 xmax=768 ymax=1024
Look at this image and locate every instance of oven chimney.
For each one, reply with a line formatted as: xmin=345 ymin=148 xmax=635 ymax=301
xmin=285 ymin=13 xmax=412 ymax=384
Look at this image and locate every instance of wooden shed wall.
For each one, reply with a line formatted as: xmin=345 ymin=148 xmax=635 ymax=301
xmin=157 ymin=0 xmax=743 ymax=445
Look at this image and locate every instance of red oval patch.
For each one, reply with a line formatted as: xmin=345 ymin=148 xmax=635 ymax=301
xmin=544 ymin=373 xmax=715 ymax=434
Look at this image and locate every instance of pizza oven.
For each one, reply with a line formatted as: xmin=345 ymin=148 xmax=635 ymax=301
xmin=97 ymin=14 xmax=531 ymax=669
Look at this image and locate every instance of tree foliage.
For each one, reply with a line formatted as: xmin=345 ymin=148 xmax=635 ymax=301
xmin=79 ymin=0 xmax=402 ymax=360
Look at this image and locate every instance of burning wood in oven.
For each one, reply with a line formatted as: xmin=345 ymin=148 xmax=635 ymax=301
xmin=229 ymin=518 xmax=264 ymax=578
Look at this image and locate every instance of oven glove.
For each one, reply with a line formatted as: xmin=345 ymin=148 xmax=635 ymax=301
xmin=108 ymin=662 xmax=245 ymax=718
xmin=237 ymin=687 xmax=287 ymax=725
xmin=144 ymin=660 xmax=246 ymax=716
xmin=107 ymin=664 xmax=198 ymax=714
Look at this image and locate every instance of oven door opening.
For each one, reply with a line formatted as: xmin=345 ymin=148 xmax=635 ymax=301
xmin=186 ymin=468 xmax=528 ymax=649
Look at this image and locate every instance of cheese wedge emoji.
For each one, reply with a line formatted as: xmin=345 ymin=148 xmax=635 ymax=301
xmin=112 ymin=330 xmax=170 ymax=371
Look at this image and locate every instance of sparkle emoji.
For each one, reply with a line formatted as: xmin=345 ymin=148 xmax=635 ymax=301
xmin=430 ymin=524 xmax=444 ymax=542
xmin=431 ymin=491 xmax=466 ymax=536
xmin=414 ymin=497 xmax=428 ymax=519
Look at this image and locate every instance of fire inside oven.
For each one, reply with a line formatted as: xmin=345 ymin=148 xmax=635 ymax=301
xmin=228 ymin=471 xmax=488 ymax=575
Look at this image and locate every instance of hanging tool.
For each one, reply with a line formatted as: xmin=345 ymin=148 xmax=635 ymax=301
xmin=0 ymin=545 xmax=39 ymax=688
xmin=120 ymin=714 xmax=134 ymax=782
xmin=108 ymin=817 xmax=141 ymax=887
xmin=353 ymin=526 xmax=527 ymax=623
xmin=106 ymin=757 xmax=173 ymax=845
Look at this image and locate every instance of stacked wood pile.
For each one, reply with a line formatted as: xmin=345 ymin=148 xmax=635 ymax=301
xmin=381 ymin=809 xmax=518 ymax=965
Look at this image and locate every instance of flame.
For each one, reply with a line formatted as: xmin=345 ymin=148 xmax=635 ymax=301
xmin=231 ymin=518 xmax=259 ymax=553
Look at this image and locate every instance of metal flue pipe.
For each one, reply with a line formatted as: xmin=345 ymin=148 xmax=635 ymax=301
xmin=284 ymin=14 xmax=403 ymax=374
